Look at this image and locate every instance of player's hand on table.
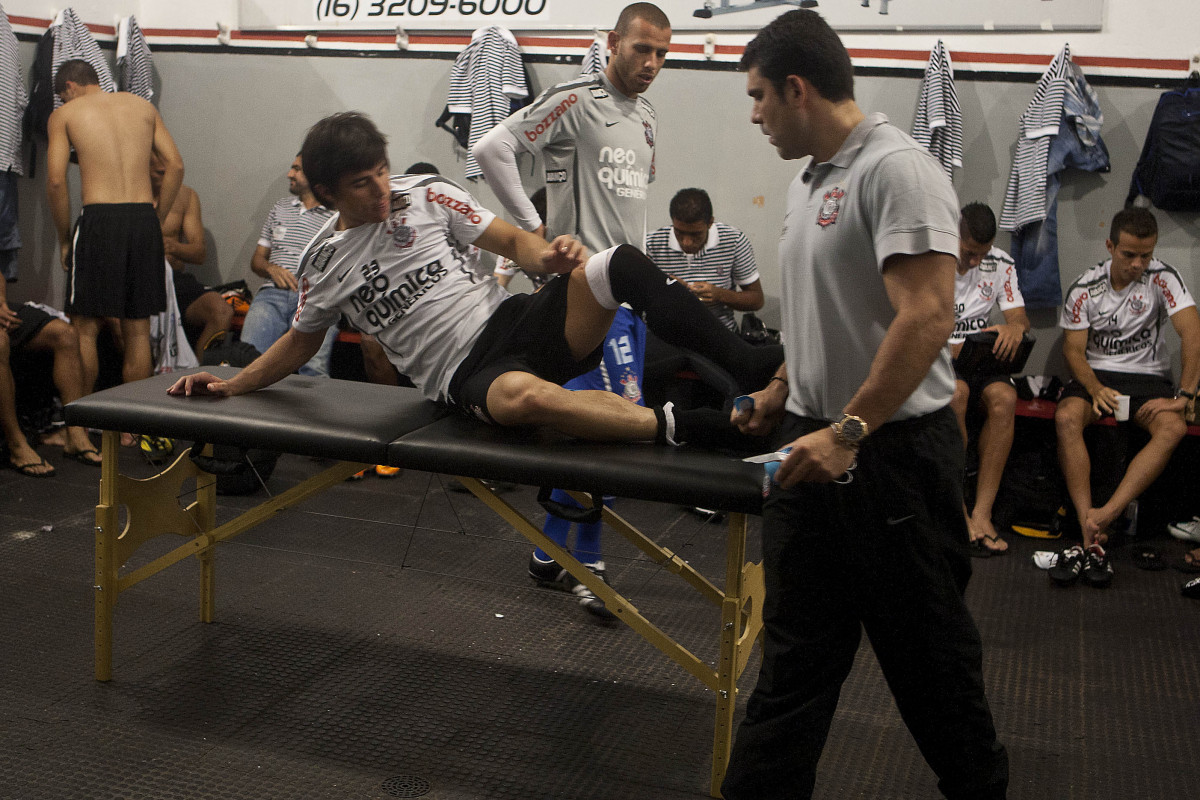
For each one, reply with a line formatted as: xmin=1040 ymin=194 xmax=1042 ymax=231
xmin=541 ymin=235 xmax=588 ymax=273
xmin=167 ymin=371 xmax=234 ymax=397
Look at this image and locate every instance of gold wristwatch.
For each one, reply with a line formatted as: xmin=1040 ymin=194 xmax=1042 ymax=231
xmin=831 ymin=413 xmax=869 ymax=450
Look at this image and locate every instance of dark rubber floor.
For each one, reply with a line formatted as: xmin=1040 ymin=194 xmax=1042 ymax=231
xmin=1 ymin=444 xmax=1197 ymax=799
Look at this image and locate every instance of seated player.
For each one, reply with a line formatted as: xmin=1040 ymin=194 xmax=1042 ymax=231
xmin=947 ymin=203 xmax=1030 ymax=556
xmin=168 ymin=112 xmax=781 ymax=447
xmin=1052 ymin=207 xmax=1200 ymax=588
xmin=152 ymin=154 xmax=232 ymax=362
xmin=1 ymin=280 xmax=103 ymax=475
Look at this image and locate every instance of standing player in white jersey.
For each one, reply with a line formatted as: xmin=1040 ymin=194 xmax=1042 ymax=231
xmin=169 ymin=113 xmax=782 ymax=447
xmin=473 ymin=3 xmax=672 ymax=619
xmin=948 ymin=203 xmax=1030 ymax=556
xmin=473 ymin=3 xmax=668 ymax=252
xmin=1052 ymin=207 xmax=1200 ymax=587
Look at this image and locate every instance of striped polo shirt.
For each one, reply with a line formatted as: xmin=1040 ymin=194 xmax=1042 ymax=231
xmin=257 ymin=197 xmax=335 ymax=286
xmin=911 ymin=39 xmax=962 ymax=179
xmin=644 ymin=221 xmax=758 ymax=331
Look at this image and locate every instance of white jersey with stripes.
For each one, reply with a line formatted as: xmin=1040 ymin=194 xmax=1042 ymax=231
xmin=294 ymin=175 xmax=501 ymax=402
xmin=1059 ymin=258 xmax=1195 ymax=376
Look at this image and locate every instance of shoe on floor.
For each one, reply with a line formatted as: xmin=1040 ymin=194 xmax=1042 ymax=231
xmin=1167 ymin=516 xmax=1200 ymax=543
xmin=1082 ymin=543 xmax=1114 ymax=588
xmin=346 ymin=469 xmax=366 ymax=481
xmin=1182 ymin=575 xmax=1200 ymax=599
xmin=374 ymin=464 xmax=402 ymax=478
xmin=138 ymin=435 xmax=174 ymax=465
xmin=1049 ymin=545 xmax=1085 ymax=587
xmin=528 ymin=553 xmax=617 ymax=622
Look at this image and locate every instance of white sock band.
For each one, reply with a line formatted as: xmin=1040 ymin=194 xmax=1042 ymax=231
xmin=583 ymin=247 xmax=621 ymax=311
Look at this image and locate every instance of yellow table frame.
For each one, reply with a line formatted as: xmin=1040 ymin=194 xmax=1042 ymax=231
xmin=92 ymin=431 xmax=765 ymax=797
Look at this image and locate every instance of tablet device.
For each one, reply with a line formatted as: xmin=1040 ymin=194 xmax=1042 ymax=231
xmin=955 ymin=331 xmax=1036 ymax=375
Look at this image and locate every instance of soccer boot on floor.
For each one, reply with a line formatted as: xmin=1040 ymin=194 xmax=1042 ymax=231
xmin=528 ymin=554 xmax=618 ymax=622
xmin=138 ymin=435 xmax=174 ymax=466
xmin=1082 ymin=543 xmax=1114 ymax=588
xmin=1167 ymin=516 xmax=1200 ymax=543
xmin=1048 ymin=545 xmax=1085 ymax=587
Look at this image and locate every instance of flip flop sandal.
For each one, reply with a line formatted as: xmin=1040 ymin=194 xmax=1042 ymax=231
xmin=64 ymin=448 xmax=102 ymax=467
xmin=9 ymin=458 xmax=56 ymax=478
xmin=968 ymin=539 xmax=991 ymax=558
xmin=981 ymin=533 xmax=1010 ymax=556
xmin=1132 ymin=545 xmax=1167 ymax=571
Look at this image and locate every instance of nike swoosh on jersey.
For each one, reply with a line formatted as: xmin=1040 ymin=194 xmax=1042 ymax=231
xmin=337 ymin=265 xmax=354 ymax=282
xmin=605 ymin=120 xmax=619 ymax=127
xmin=666 ymin=278 xmax=677 ymax=285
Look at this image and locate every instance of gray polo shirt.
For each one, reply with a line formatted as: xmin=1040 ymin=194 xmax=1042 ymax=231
xmin=779 ymin=113 xmax=959 ymax=422
xmin=502 ymin=71 xmax=656 ymax=252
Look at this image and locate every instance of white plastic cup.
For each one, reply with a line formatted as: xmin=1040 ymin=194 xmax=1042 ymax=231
xmin=1114 ymin=394 xmax=1130 ymax=422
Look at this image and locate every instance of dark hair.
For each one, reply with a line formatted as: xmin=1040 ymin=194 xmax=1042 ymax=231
xmin=959 ymin=202 xmax=997 ymax=245
xmin=614 ymin=2 xmax=670 ymax=34
xmin=53 ymin=59 xmax=99 ymax=94
xmin=299 ymin=112 xmax=389 ymax=205
xmin=740 ymin=9 xmax=854 ymax=102
xmin=405 ymin=161 xmax=439 ymax=175
xmin=670 ymin=188 xmax=713 ymax=225
xmin=1110 ymin=207 xmax=1157 ymax=243
xmin=530 ymin=187 xmax=547 ymax=222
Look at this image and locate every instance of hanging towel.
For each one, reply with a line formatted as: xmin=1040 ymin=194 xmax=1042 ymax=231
xmin=446 ymin=26 xmax=528 ymax=180
xmin=911 ymin=39 xmax=962 ymax=179
xmin=150 ymin=262 xmax=200 ymax=374
xmin=50 ymin=8 xmax=116 ymax=110
xmin=116 ymin=16 xmax=153 ymax=101
xmin=580 ymin=33 xmax=607 ymax=77
xmin=999 ymin=44 xmax=1071 ymax=232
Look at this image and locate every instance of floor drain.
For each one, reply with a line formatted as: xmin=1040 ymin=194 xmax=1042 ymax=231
xmin=381 ymin=775 xmax=432 ymax=798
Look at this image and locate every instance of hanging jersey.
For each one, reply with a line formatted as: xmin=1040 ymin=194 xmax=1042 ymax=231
xmin=951 ymin=247 xmax=1024 ymax=344
xmin=1060 ymin=258 xmax=1195 ymax=376
xmin=501 ymin=71 xmax=655 ymax=252
xmin=294 ymin=175 xmax=502 ymax=402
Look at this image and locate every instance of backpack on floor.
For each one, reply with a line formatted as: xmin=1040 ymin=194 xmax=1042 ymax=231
xmin=1126 ymin=80 xmax=1200 ymax=211
xmin=193 ymin=338 xmax=278 ymax=495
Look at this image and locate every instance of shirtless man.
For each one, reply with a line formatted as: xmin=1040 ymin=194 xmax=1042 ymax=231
xmin=151 ymin=153 xmax=231 ymax=361
xmin=46 ymin=58 xmax=184 ymax=391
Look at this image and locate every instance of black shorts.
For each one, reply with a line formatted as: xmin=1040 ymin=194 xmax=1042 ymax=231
xmin=953 ymin=359 xmax=1016 ymax=407
xmin=1060 ymin=369 xmax=1174 ymax=419
xmin=448 ymin=275 xmax=603 ymax=423
xmin=8 ymin=303 xmax=57 ymax=350
xmin=172 ymin=271 xmax=209 ymax=314
xmin=67 ymin=203 xmax=166 ymax=319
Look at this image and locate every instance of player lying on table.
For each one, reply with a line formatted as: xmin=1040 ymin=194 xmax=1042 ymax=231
xmin=169 ymin=112 xmax=782 ymax=445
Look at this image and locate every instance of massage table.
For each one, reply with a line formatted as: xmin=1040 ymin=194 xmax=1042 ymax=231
xmin=65 ymin=368 xmax=766 ymax=796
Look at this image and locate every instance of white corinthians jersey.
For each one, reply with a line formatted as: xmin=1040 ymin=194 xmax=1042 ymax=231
xmin=295 ymin=175 xmax=503 ymax=401
xmin=1060 ymin=258 xmax=1195 ymax=376
xmin=503 ymin=71 xmax=656 ymax=251
xmin=951 ymin=247 xmax=1024 ymax=344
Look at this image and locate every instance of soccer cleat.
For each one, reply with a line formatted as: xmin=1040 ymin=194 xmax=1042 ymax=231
xmin=346 ymin=469 xmax=366 ymax=481
xmin=1082 ymin=544 xmax=1114 ymax=588
xmin=1167 ymin=516 xmax=1200 ymax=543
xmin=528 ymin=554 xmax=617 ymax=622
xmin=138 ymin=435 xmax=174 ymax=466
xmin=374 ymin=464 xmax=402 ymax=478
xmin=1048 ymin=545 xmax=1085 ymax=587
xmin=1183 ymin=576 xmax=1200 ymax=599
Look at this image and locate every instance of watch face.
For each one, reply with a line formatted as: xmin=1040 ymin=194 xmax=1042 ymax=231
xmin=840 ymin=416 xmax=866 ymax=442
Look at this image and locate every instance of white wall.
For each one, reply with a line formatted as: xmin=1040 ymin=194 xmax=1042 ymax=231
xmin=6 ymin=0 xmax=1200 ymax=377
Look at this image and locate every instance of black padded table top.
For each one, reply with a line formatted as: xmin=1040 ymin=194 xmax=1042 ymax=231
xmin=388 ymin=415 xmax=766 ymax=515
xmin=64 ymin=368 xmax=448 ymax=465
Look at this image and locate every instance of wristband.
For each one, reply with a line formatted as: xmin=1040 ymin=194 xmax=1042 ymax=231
xmin=769 ymin=376 xmax=788 ymax=388
xmin=1179 ymin=388 xmax=1197 ymax=400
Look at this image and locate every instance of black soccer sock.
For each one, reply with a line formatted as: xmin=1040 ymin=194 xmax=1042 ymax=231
xmin=654 ymin=402 xmax=756 ymax=451
xmin=605 ymin=245 xmax=783 ymax=392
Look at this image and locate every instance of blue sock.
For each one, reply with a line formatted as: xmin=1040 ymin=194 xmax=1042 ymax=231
xmin=573 ymin=497 xmax=613 ymax=564
xmin=534 ymin=489 xmax=575 ymax=562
